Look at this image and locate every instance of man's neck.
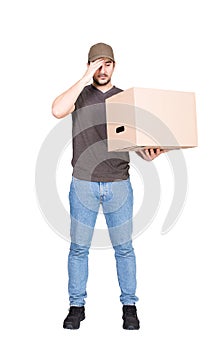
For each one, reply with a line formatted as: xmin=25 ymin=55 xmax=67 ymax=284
xmin=92 ymin=82 xmax=113 ymax=93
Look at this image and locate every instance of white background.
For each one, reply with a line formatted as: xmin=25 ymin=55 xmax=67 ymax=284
xmin=0 ymin=0 xmax=223 ymax=349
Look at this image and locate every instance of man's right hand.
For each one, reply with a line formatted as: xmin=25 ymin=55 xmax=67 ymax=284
xmin=82 ymin=59 xmax=104 ymax=84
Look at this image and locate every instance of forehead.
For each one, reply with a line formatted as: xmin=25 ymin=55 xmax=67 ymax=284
xmin=93 ymin=57 xmax=113 ymax=63
xmin=102 ymin=57 xmax=112 ymax=62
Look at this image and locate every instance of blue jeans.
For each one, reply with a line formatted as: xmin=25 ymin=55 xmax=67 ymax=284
xmin=68 ymin=176 xmax=138 ymax=306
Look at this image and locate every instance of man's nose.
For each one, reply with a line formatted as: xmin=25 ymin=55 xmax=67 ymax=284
xmin=99 ymin=63 xmax=106 ymax=74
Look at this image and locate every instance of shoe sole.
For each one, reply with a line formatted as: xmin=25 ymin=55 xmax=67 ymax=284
xmin=123 ymin=325 xmax=140 ymax=330
xmin=123 ymin=321 xmax=140 ymax=330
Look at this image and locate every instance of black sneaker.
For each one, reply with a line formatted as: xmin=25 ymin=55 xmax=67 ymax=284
xmin=63 ymin=306 xmax=85 ymax=329
xmin=122 ymin=305 xmax=140 ymax=330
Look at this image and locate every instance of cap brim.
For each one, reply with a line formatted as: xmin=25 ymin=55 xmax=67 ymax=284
xmin=89 ymin=55 xmax=115 ymax=62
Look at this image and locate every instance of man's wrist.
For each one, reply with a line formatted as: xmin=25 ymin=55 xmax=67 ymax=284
xmin=80 ymin=75 xmax=90 ymax=86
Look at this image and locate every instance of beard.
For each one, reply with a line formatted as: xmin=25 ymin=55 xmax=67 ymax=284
xmin=93 ymin=75 xmax=111 ymax=86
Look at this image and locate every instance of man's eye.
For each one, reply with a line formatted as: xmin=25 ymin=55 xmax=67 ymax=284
xmin=106 ymin=63 xmax=111 ymax=66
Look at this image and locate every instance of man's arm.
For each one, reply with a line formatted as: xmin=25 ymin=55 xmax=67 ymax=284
xmin=51 ymin=59 xmax=105 ymax=119
xmin=135 ymin=148 xmax=168 ymax=161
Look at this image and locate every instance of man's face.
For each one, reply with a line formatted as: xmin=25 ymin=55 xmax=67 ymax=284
xmin=92 ymin=58 xmax=115 ymax=86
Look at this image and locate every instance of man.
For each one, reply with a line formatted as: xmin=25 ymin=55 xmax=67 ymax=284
xmin=52 ymin=43 xmax=165 ymax=330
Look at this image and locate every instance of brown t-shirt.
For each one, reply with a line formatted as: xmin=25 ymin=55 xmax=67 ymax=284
xmin=71 ymin=84 xmax=130 ymax=182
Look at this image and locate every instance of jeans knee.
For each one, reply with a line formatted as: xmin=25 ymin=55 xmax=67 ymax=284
xmin=69 ymin=242 xmax=90 ymax=257
xmin=114 ymin=241 xmax=134 ymax=257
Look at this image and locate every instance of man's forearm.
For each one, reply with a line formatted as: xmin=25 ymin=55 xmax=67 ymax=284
xmin=52 ymin=60 xmax=105 ymax=119
xmin=52 ymin=78 xmax=88 ymax=119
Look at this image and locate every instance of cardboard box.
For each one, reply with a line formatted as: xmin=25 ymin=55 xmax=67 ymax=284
xmin=105 ymin=87 xmax=198 ymax=151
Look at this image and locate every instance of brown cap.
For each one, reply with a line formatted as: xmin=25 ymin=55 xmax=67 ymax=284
xmin=88 ymin=43 xmax=115 ymax=62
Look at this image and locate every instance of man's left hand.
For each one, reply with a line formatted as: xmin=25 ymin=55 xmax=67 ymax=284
xmin=136 ymin=148 xmax=168 ymax=161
